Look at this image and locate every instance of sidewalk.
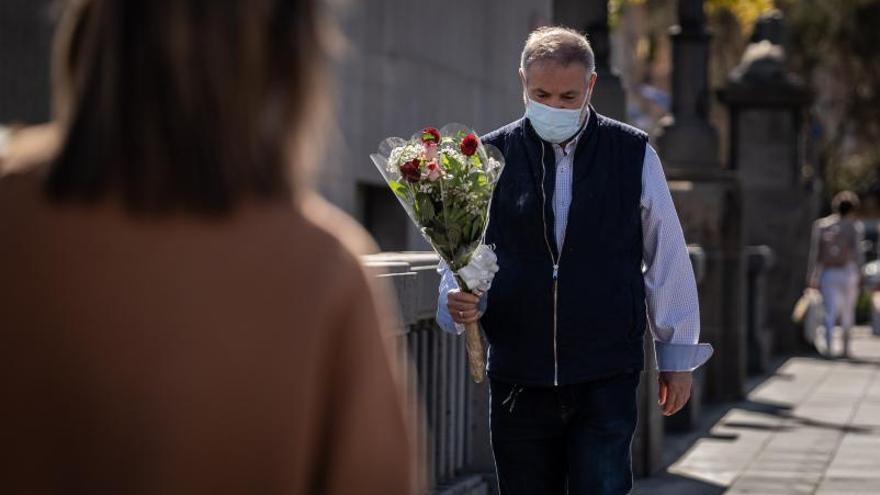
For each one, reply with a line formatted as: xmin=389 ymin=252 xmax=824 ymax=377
xmin=634 ymin=327 xmax=880 ymax=495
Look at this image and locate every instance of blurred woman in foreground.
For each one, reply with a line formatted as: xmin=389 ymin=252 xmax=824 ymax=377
xmin=0 ymin=1 xmax=416 ymax=493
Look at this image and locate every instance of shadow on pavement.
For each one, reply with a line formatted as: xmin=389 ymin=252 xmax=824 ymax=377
xmin=636 ymin=333 xmax=880 ymax=493
xmin=840 ymin=356 xmax=880 ymax=367
xmin=703 ymin=431 xmax=739 ymax=441
xmin=631 ymin=472 xmax=726 ymax=495
xmin=722 ymin=397 xmax=876 ymax=435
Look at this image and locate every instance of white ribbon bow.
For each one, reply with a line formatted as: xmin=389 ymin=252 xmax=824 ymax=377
xmin=456 ymin=244 xmax=499 ymax=294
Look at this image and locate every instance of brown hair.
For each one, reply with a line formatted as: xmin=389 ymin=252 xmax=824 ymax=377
xmin=47 ymin=0 xmax=327 ymax=214
xmin=520 ymin=26 xmax=595 ymax=73
xmin=832 ymin=190 xmax=860 ymax=216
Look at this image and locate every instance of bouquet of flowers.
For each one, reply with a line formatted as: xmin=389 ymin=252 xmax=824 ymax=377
xmin=370 ymin=124 xmax=504 ymax=383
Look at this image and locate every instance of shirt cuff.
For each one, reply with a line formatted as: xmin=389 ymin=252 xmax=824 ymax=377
xmin=436 ymin=279 xmax=463 ymax=335
xmin=436 ymin=261 xmax=466 ymax=335
xmin=655 ymin=342 xmax=714 ymax=372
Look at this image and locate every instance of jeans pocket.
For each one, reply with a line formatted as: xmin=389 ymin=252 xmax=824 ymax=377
xmin=490 ymin=380 xmax=527 ymax=417
xmin=489 ymin=380 xmax=513 ymax=408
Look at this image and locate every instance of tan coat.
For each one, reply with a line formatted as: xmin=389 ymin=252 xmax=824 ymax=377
xmin=0 ymin=158 xmax=416 ymax=493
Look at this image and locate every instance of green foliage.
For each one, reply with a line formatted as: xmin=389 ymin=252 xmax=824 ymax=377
xmin=609 ymin=0 xmax=646 ymax=28
xmin=390 ymin=180 xmax=410 ymax=201
xmin=781 ymin=0 xmax=880 ymax=193
xmin=406 ymin=154 xmax=496 ymax=270
xmin=857 ymin=289 xmax=872 ymax=324
xmin=706 ymin=0 xmax=774 ymax=33
xmin=610 ymin=0 xmax=771 ymax=31
xmin=415 ymin=194 xmax=435 ymax=222
xmin=825 ymin=150 xmax=880 ymax=197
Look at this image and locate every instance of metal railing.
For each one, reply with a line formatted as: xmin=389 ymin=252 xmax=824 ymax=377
xmin=365 ymin=253 xmax=492 ymax=494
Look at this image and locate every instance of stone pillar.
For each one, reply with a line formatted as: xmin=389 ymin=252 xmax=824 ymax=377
xmin=658 ymin=0 xmax=747 ymax=403
xmin=553 ymin=0 xmax=626 ymax=121
xmin=717 ymin=10 xmax=817 ymax=356
xmin=636 ymin=246 xmax=706 ymax=471
xmin=656 ymin=0 xmax=719 ymax=168
xmin=633 ymin=333 xmax=662 ymax=477
xmin=745 ymin=246 xmax=776 ymax=374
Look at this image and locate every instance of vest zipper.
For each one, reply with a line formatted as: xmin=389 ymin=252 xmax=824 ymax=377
xmin=552 ymin=267 xmax=559 ymax=386
xmin=540 ymin=142 xmax=563 ymax=386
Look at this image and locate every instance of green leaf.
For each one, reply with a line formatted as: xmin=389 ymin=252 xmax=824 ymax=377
xmin=417 ymin=195 xmax=435 ymax=220
xmin=461 ymin=219 xmax=473 ymax=241
xmin=447 ymin=225 xmax=462 ymax=246
xmin=443 ymin=153 xmax=463 ymax=174
xmin=432 ymin=233 xmax=449 ymax=247
xmin=389 ymin=180 xmax=410 ymax=200
xmin=446 ymin=206 xmax=465 ymax=223
xmin=471 ymin=218 xmax=484 ymax=240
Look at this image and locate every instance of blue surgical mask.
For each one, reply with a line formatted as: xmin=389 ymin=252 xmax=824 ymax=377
xmin=524 ymin=87 xmax=591 ymax=144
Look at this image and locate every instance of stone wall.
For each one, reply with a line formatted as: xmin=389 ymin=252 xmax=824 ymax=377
xmin=321 ymin=1 xmax=552 ymax=250
xmin=0 ymin=1 xmax=553 ymax=252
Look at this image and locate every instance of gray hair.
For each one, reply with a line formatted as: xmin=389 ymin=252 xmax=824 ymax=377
xmin=520 ymin=26 xmax=595 ymax=74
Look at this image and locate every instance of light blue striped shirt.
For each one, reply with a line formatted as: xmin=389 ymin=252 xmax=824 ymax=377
xmin=436 ymin=124 xmax=713 ymax=372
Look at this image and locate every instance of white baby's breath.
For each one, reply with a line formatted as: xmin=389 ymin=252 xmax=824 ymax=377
xmin=388 ymin=142 xmax=424 ymax=173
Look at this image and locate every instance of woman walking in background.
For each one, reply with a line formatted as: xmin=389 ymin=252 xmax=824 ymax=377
xmin=0 ymin=1 xmax=417 ymax=493
xmin=808 ymin=191 xmax=865 ymax=359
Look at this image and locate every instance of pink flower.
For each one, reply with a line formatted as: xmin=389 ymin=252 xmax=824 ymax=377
xmin=425 ymin=160 xmax=442 ymax=181
xmin=424 ymin=141 xmax=438 ymax=161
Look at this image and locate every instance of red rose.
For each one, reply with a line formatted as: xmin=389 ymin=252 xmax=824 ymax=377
xmin=421 ymin=127 xmax=441 ymax=143
xmin=400 ymin=158 xmax=421 ymax=182
xmin=460 ymin=133 xmax=479 ymax=156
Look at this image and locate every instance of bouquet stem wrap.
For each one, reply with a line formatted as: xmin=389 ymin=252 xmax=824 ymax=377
xmin=455 ymin=274 xmax=486 ymax=383
xmin=371 ymin=124 xmax=504 ymax=384
xmin=464 ymin=322 xmax=485 ymax=383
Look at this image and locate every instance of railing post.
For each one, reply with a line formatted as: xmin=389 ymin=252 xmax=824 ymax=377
xmin=745 ymin=246 xmax=776 ymax=374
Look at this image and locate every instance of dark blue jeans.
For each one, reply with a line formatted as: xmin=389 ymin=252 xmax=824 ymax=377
xmin=489 ymin=370 xmax=640 ymax=495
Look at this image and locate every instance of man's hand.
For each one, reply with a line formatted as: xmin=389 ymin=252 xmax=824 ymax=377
xmin=447 ymin=289 xmax=481 ymax=324
xmin=658 ymin=371 xmax=693 ymax=416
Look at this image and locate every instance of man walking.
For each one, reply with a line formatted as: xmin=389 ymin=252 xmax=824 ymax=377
xmin=437 ymin=27 xmax=713 ymax=494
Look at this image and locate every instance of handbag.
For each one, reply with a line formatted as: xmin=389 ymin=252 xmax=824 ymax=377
xmin=793 ymin=288 xmax=823 ymax=345
xmin=792 ymin=288 xmax=820 ymax=324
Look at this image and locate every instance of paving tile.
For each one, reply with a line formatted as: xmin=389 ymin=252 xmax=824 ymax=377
xmin=634 ymin=328 xmax=880 ymax=495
